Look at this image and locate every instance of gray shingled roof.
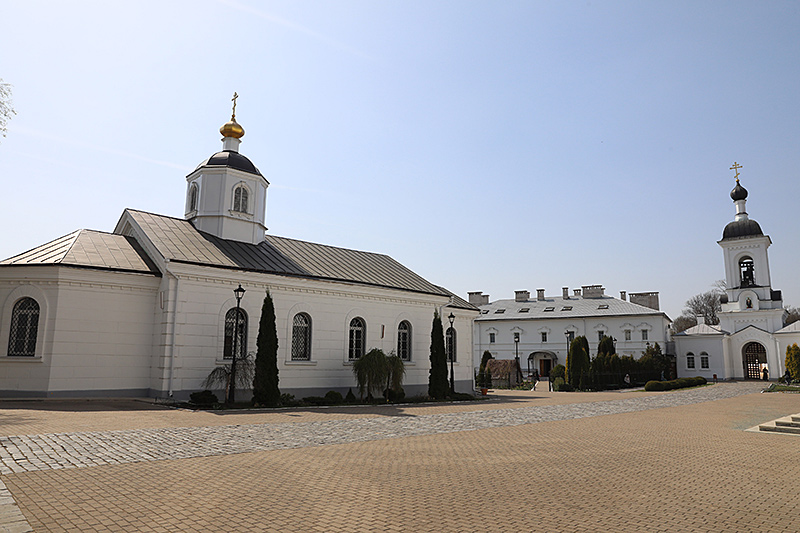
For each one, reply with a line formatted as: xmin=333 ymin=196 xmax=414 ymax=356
xmin=476 ymin=295 xmax=668 ymax=321
xmin=0 ymin=230 xmax=160 ymax=275
xmin=127 ymin=210 xmax=474 ymax=308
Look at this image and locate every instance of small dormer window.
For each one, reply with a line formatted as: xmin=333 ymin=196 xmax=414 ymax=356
xmin=495 ymin=309 xmax=505 ymax=314
xmin=189 ymin=183 xmax=198 ymax=212
xmin=233 ymin=184 xmax=249 ymax=213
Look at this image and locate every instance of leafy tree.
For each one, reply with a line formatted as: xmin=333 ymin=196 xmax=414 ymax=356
xmin=385 ymin=352 xmax=406 ymax=400
xmin=0 ymin=79 xmax=15 ymax=140
xmin=203 ymin=352 xmax=255 ymax=400
xmin=672 ymin=314 xmax=697 ymax=334
xmin=683 ymin=290 xmax=723 ymax=326
xmin=566 ymin=336 xmax=590 ymax=390
xmin=353 ymin=348 xmax=389 ymax=400
xmin=785 ymin=343 xmax=800 ymax=380
xmin=597 ymin=335 xmax=615 ymax=357
xmin=784 ymin=307 xmax=800 ymax=327
xmin=252 ymin=290 xmax=280 ymax=406
xmin=638 ymin=342 xmax=670 ymax=380
xmin=428 ymin=311 xmax=448 ymax=399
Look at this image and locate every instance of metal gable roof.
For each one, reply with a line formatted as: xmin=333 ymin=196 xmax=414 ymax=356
xmin=127 ymin=210 xmax=475 ymax=308
xmin=0 ymin=229 xmax=160 ymax=275
xmin=475 ymin=295 xmax=668 ymax=321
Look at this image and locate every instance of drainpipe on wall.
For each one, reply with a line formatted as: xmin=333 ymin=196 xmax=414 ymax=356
xmin=165 ymin=259 xmax=180 ymax=398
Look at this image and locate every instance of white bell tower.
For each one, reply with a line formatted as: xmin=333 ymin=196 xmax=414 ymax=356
xmin=184 ymin=93 xmax=270 ymax=244
xmin=717 ymin=162 xmax=785 ymax=333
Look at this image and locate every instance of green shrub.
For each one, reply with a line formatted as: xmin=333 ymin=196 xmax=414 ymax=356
xmin=345 ymin=388 xmax=357 ymax=403
xmin=553 ymin=377 xmax=573 ymax=391
xmin=280 ymin=393 xmax=300 ymax=407
xmin=189 ymin=390 xmax=219 ymax=405
xmin=551 ymin=364 xmax=566 ymax=381
xmin=324 ymin=390 xmax=344 ymax=404
xmin=302 ymin=396 xmax=329 ymax=406
xmin=387 ymin=387 xmax=406 ymax=402
xmin=644 ymin=380 xmax=664 ymax=391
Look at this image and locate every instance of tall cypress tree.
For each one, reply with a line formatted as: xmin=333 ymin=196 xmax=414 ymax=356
xmin=566 ymin=335 xmax=590 ymax=390
xmin=252 ymin=290 xmax=280 ymax=406
xmin=428 ymin=310 xmax=448 ymax=399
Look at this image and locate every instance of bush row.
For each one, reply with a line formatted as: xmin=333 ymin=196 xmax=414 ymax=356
xmin=644 ymin=376 xmax=707 ymax=391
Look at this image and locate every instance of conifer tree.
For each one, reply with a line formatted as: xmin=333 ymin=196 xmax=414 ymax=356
xmin=428 ymin=311 xmax=448 ymax=399
xmin=252 ymin=290 xmax=280 ymax=406
xmin=566 ymin=336 xmax=590 ymax=390
xmin=785 ymin=343 xmax=800 ymax=380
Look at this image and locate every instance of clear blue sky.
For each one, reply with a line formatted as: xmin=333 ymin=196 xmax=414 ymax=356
xmin=1 ymin=1 xmax=798 ymax=320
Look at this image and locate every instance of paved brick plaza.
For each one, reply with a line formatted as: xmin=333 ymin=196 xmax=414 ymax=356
xmin=0 ymin=383 xmax=798 ymax=532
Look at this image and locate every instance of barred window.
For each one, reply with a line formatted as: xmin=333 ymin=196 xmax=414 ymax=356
xmin=291 ymin=313 xmax=312 ymax=361
xmin=641 ymin=330 xmax=649 ymax=341
xmin=233 ymin=185 xmax=249 ymax=213
xmin=700 ymin=352 xmax=709 ymax=369
xmin=348 ymin=317 xmax=365 ymax=360
xmin=397 ymin=321 xmax=411 ymax=361
xmin=8 ymin=297 xmax=39 ymax=357
xmin=446 ymin=327 xmax=456 ymax=363
xmin=223 ymin=308 xmax=247 ymax=360
xmin=686 ymin=352 xmax=695 ymax=370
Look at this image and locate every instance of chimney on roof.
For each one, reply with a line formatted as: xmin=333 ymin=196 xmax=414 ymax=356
xmin=581 ymin=285 xmax=605 ymax=298
xmin=562 ymin=287 xmax=569 ymax=299
xmin=697 ymin=315 xmax=705 ymax=325
xmin=629 ymin=291 xmax=660 ymax=311
xmin=515 ymin=290 xmax=530 ymax=302
xmin=468 ymin=291 xmax=490 ymax=306
xmin=573 ymin=288 xmax=582 ymax=297
xmin=620 ymin=291 xmax=627 ymax=301
xmin=536 ymin=289 xmax=545 ymax=301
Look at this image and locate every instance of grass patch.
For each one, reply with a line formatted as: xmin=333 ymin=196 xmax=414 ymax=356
xmin=763 ymin=383 xmax=800 ymax=393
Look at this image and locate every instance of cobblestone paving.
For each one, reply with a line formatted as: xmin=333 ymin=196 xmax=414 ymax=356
xmin=0 ymin=382 xmax=764 ymax=476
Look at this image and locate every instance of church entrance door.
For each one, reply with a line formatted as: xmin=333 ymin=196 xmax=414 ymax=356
xmin=743 ymin=342 xmax=766 ymax=380
xmin=539 ymin=358 xmax=552 ymax=378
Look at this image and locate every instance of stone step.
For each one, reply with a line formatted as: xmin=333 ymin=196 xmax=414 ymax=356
xmin=759 ymin=424 xmax=800 ymax=435
xmin=775 ymin=420 xmax=800 ymax=428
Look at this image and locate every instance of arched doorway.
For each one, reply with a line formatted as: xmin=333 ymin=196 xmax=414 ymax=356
xmin=528 ymin=351 xmax=557 ymax=378
xmin=742 ymin=342 xmax=767 ymax=380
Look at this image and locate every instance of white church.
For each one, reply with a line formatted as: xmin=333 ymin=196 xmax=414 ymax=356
xmin=0 ymin=105 xmax=478 ymax=399
xmin=674 ymin=165 xmax=800 ymax=380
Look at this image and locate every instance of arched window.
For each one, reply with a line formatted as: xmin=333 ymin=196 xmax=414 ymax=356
xmin=291 ymin=313 xmax=312 ymax=361
xmin=223 ymin=308 xmax=247 ymax=360
xmin=189 ymin=183 xmax=198 ymax=211
xmin=686 ymin=352 xmax=695 ymax=370
xmin=739 ymin=257 xmax=755 ymax=287
xmin=233 ymin=184 xmax=249 ymax=213
xmin=8 ymin=297 xmax=40 ymax=357
xmin=700 ymin=351 xmax=709 ymax=369
xmin=446 ymin=327 xmax=456 ymax=362
xmin=397 ymin=321 xmax=411 ymax=361
xmin=348 ymin=317 xmax=365 ymax=360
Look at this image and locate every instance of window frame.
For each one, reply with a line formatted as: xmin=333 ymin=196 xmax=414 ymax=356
xmin=445 ymin=326 xmax=457 ymax=363
xmin=686 ymin=352 xmax=695 ymax=370
xmin=232 ymin=183 xmax=250 ymax=213
xmin=7 ymin=297 xmax=40 ymax=357
xmin=348 ymin=317 xmax=366 ymax=361
xmin=700 ymin=352 xmax=709 ymax=369
xmin=290 ymin=313 xmax=312 ymax=361
xmin=223 ymin=308 xmax=248 ymax=360
xmin=397 ymin=320 xmax=412 ymax=361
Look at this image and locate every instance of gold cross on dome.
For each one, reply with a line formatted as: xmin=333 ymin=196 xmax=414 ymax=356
xmin=730 ymin=161 xmax=742 ymax=182
xmin=231 ymin=92 xmax=239 ymax=120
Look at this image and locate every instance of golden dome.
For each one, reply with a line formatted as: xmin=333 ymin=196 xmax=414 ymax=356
xmin=220 ymin=119 xmax=245 ymax=139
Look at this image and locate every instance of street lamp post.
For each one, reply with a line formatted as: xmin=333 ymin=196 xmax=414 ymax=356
xmin=514 ymin=332 xmax=520 ymax=384
xmin=448 ymin=312 xmax=455 ymax=394
xmin=226 ymin=284 xmax=246 ymax=405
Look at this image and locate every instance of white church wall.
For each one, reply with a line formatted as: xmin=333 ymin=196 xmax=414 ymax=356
xmin=163 ymin=264 xmax=475 ymax=400
xmin=674 ymin=336 xmax=725 ymax=380
xmin=0 ymin=266 xmax=159 ymax=397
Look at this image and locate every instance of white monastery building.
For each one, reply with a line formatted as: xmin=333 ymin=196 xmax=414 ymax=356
xmin=0 ymin=106 xmax=478 ymax=399
xmin=470 ymin=285 xmax=672 ymax=377
xmin=674 ymin=166 xmax=800 ymax=380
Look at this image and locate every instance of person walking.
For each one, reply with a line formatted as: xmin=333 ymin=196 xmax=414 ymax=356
xmin=531 ymin=370 xmax=539 ymax=391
